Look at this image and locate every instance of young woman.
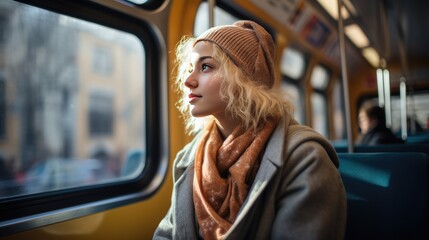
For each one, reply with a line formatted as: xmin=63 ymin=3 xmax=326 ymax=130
xmin=154 ymin=20 xmax=346 ymax=240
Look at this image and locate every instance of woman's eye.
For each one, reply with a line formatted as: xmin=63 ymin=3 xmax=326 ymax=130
xmin=202 ymin=64 xmax=210 ymax=71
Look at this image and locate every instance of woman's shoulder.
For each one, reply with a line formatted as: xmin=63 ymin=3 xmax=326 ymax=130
xmin=285 ymin=120 xmax=327 ymax=145
xmin=283 ymin=120 xmax=339 ymax=167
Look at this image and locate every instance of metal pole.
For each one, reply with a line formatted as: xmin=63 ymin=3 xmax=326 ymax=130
xmin=376 ymin=69 xmax=385 ymax=107
xmin=383 ymin=69 xmax=392 ymax=128
xmin=208 ymin=0 xmax=216 ymax=28
xmin=400 ymin=78 xmax=407 ymax=140
xmin=337 ymin=0 xmax=354 ymax=153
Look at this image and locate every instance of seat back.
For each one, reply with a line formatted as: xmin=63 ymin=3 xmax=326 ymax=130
xmin=338 ymin=152 xmax=428 ymax=239
xmin=406 ymin=132 xmax=429 ymax=144
xmin=335 ymin=143 xmax=429 ymax=156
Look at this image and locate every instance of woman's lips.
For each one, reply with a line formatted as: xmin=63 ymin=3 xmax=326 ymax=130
xmin=188 ymin=93 xmax=201 ymax=103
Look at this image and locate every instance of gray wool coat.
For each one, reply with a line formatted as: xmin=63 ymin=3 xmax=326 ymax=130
xmin=153 ymin=118 xmax=346 ymax=240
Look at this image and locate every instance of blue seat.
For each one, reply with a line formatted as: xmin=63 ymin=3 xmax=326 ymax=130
xmin=335 ymin=143 xmax=429 ymax=156
xmin=338 ymin=152 xmax=428 ymax=239
xmin=406 ymin=132 xmax=429 ymax=144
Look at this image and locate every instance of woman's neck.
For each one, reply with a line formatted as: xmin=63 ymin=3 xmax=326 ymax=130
xmin=213 ymin=115 xmax=242 ymax=139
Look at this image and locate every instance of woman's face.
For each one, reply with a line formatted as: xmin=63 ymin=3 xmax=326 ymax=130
xmin=358 ymin=110 xmax=370 ymax=134
xmin=184 ymin=41 xmax=228 ymax=119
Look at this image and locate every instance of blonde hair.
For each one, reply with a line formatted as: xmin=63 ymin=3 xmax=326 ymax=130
xmin=174 ymin=36 xmax=293 ymax=135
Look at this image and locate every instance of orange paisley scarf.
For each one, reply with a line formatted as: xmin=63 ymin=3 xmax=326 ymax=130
xmin=193 ymin=119 xmax=277 ymax=239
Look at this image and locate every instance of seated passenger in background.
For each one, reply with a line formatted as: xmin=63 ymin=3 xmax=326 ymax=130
xmin=356 ymin=101 xmax=404 ymax=145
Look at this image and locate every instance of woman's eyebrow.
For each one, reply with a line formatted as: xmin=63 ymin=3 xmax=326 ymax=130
xmin=190 ymin=56 xmax=215 ymax=66
xmin=195 ymin=56 xmax=213 ymax=63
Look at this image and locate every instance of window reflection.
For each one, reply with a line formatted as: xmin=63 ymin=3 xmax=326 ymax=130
xmin=0 ymin=0 xmax=146 ymax=198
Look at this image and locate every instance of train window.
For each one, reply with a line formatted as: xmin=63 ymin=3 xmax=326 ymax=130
xmin=310 ymin=65 xmax=329 ymax=90
xmin=391 ymin=92 xmax=429 ymax=134
xmin=280 ymin=47 xmax=306 ymax=80
xmin=281 ymin=47 xmax=307 ymax=124
xmin=282 ymin=81 xmax=305 ymax=124
xmin=0 ymin=0 xmax=146 ymax=198
xmin=194 ymin=1 xmax=239 ymax=36
xmin=310 ymin=65 xmax=330 ymax=137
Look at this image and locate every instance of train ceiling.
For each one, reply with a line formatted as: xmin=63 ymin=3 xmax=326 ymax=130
xmin=350 ymin=0 xmax=429 ymax=84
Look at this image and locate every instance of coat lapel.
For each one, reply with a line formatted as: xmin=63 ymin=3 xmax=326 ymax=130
xmin=226 ymin=119 xmax=288 ymax=235
xmin=173 ymin=164 xmax=199 ymax=240
xmin=172 ymin=137 xmax=200 ymax=240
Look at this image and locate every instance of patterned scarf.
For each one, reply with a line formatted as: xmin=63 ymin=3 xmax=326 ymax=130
xmin=193 ymin=119 xmax=277 ymax=239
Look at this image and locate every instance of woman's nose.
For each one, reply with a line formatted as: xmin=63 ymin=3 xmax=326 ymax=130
xmin=184 ymin=71 xmax=198 ymax=88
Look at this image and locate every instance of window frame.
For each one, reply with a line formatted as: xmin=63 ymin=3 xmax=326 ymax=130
xmin=0 ymin=0 xmax=168 ymax=236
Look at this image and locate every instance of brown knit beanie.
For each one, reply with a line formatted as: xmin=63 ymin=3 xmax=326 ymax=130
xmin=195 ymin=20 xmax=275 ymax=88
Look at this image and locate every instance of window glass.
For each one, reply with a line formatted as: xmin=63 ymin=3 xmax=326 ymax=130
xmin=391 ymin=93 xmax=429 ymax=134
xmin=0 ymin=0 xmax=146 ymax=198
xmin=311 ymin=92 xmax=328 ymax=137
xmin=281 ymin=81 xmax=305 ymax=124
xmin=92 ymin=45 xmax=113 ymax=75
xmin=332 ymin=79 xmax=346 ymax=139
xmin=89 ymin=91 xmax=114 ymax=136
xmin=311 ymin=65 xmax=329 ymax=90
xmin=280 ymin=48 xmax=306 ymax=80
xmin=194 ymin=2 xmax=240 ymax=36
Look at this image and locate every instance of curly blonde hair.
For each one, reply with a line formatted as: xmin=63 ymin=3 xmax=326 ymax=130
xmin=174 ymin=36 xmax=293 ymax=135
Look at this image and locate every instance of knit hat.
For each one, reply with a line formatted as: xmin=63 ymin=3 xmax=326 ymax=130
xmin=195 ymin=20 xmax=275 ymax=88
